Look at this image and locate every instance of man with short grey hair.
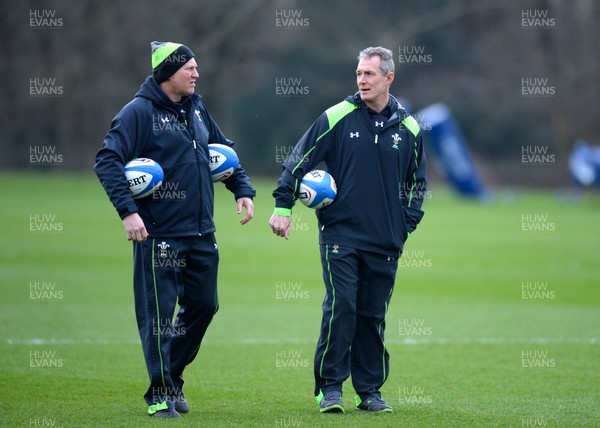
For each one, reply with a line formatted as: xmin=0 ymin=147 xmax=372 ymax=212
xmin=358 ymin=46 xmax=395 ymax=75
xmin=269 ymin=46 xmax=427 ymax=414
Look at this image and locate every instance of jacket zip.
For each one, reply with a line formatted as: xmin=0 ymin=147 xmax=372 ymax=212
xmin=178 ymin=105 xmax=204 ymax=236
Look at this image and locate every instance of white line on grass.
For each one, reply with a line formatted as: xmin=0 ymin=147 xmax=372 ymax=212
xmin=6 ymin=337 xmax=599 ymax=345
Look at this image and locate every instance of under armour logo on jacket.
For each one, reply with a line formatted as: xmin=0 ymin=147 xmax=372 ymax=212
xmin=375 ymin=121 xmax=384 ymax=127
xmin=350 ymin=132 xmax=360 ymax=138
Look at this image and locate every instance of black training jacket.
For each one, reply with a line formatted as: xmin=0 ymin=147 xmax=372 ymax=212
xmin=273 ymin=93 xmax=427 ymax=257
xmin=94 ymin=76 xmax=255 ymax=238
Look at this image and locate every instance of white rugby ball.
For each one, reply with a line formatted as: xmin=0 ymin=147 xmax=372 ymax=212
xmin=298 ymin=170 xmax=337 ymax=209
xmin=208 ymin=144 xmax=239 ymax=182
xmin=124 ymin=158 xmax=164 ymax=199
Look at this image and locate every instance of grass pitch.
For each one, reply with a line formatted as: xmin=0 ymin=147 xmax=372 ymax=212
xmin=1 ymin=173 xmax=599 ymax=427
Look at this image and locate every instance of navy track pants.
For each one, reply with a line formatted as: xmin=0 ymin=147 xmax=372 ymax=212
xmin=133 ymin=234 xmax=219 ymax=411
xmin=314 ymin=244 xmax=398 ymax=400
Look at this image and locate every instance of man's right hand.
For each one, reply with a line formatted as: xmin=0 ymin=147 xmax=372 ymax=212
xmin=123 ymin=213 xmax=148 ymax=242
xmin=269 ymin=214 xmax=291 ymax=240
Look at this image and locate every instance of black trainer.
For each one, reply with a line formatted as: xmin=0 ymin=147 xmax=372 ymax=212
xmin=151 ymin=408 xmax=181 ymax=418
xmin=316 ymin=390 xmax=345 ymax=414
xmin=173 ymin=393 xmax=189 ymax=414
xmin=355 ymin=394 xmax=393 ymax=413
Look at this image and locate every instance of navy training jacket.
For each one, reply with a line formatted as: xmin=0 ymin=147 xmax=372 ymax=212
xmin=94 ymin=76 xmax=255 ymax=238
xmin=273 ymin=93 xmax=427 ymax=257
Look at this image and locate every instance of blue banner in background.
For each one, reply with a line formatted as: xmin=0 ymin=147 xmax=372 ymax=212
xmin=416 ymin=103 xmax=488 ymax=198
xmin=569 ymin=140 xmax=600 ymax=189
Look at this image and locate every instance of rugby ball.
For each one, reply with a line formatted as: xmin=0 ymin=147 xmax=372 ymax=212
xmin=208 ymin=144 xmax=239 ymax=182
xmin=124 ymin=158 xmax=164 ymax=199
xmin=298 ymin=170 xmax=337 ymax=209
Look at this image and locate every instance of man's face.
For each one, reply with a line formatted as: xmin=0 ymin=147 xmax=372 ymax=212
xmin=356 ymin=55 xmax=394 ymax=107
xmin=168 ymin=58 xmax=199 ymax=98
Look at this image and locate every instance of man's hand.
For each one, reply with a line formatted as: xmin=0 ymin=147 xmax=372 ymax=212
xmin=269 ymin=214 xmax=291 ymax=240
xmin=122 ymin=213 xmax=148 ymax=242
xmin=237 ymin=197 xmax=254 ymax=225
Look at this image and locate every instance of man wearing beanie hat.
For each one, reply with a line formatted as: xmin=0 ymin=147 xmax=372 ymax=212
xmin=94 ymin=41 xmax=256 ymax=418
xmin=151 ymin=41 xmax=196 ymax=85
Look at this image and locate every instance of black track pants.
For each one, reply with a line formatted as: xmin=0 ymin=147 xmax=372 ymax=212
xmin=314 ymin=244 xmax=398 ymax=400
xmin=132 ymin=234 xmax=219 ymax=412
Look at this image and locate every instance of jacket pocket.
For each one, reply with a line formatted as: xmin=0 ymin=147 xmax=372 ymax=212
xmin=397 ymin=198 xmax=409 ymax=243
xmin=138 ymin=199 xmax=161 ymax=227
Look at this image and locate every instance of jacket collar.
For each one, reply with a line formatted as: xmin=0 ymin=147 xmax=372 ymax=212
xmin=135 ymin=75 xmax=199 ymax=112
xmin=347 ymin=92 xmax=409 ymax=121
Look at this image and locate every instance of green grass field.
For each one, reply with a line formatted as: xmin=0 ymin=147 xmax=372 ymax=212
xmin=1 ymin=173 xmax=599 ymax=427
